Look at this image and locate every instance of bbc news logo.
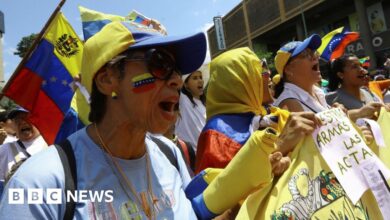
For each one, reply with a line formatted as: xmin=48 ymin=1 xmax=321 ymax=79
xmin=8 ymin=188 xmax=114 ymax=204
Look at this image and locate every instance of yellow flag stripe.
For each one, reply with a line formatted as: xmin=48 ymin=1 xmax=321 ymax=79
xmin=44 ymin=12 xmax=83 ymax=78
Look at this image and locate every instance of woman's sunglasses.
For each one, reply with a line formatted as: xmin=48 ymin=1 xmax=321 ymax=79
xmin=125 ymin=48 xmax=181 ymax=80
xmin=261 ymin=58 xmax=270 ymax=77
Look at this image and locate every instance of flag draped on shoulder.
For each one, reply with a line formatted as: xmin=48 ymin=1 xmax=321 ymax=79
xmin=317 ymin=27 xmax=360 ymax=61
xmin=3 ymin=12 xmax=84 ymax=144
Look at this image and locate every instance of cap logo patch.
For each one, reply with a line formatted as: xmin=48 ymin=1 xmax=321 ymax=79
xmin=281 ymin=41 xmax=300 ymax=52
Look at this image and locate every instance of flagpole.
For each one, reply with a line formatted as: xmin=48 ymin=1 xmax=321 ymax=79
xmin=0 ymin=0 xmax=67 ymax=100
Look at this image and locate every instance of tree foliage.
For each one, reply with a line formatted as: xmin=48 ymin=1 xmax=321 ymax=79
xmin=253 ymin=43 xmax=275 ymax=70
xmin=0 ymin=86 xmax=17 ymax=111
xmin=14 ymin=33 xmax=38 ymax=58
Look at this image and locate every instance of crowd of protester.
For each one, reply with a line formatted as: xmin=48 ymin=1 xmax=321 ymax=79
xmin=0 ymin=20 xmax=389 ymax=220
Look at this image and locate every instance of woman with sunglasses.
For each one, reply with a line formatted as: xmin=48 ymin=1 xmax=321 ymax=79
xmin=0 ymin=22 xmax=206 ymax=219
xmin=273 ymin=34 xmax=329 ymax=113
xmin=326 ymin=54 xmax=384 ymax=110
xmin=273 ymin=35 xmax=385 ymax=122
xmin=175 ymin=70 xmax=206 ymax=152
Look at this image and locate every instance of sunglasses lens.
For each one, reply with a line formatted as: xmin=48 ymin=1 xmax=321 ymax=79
xmin=262 ymin=59 xmax=268 ymax=69
xmin=147 ymin=50 xmax=177 ymax=79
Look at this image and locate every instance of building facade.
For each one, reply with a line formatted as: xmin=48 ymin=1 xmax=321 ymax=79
xmin=208 ymin=0 xmax=390 ymax=70
xmin=0 ymin=11 xmax=4 ymax=87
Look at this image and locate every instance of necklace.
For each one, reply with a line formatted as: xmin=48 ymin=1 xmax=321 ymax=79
xmin=93 ymin=123 xmax=157 ymax=219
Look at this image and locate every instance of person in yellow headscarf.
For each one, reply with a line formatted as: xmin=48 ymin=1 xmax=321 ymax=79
xmin=194 ymin=47 xmax=290 ymax=173
xmin=187 ymin=48 xmax=324 ymax=219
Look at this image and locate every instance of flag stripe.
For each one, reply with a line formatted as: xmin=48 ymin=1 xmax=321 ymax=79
xmin=24 ymin=39 xmax=74 ymax=114
xmin=55 ymin=107 xmax=84 ymax=143
xmin=202 ymin=113 xmax=253 ymax=145
xmin=330 ymin=33 xmax=360 ymax=60
xmin=4 ymin=68 xmax=43 ymax=110
xmin=134 ymin=16 xmax=149 ymax=25
xmin=321 ymin=33 xmax=344 ymax=61
xmin=82 ymin=20 xmax=112 ymax=40
xmin=29 ymin=89 xmax=65 ymax=144
xmin=4 ymin=69 xmax=64 ymax=144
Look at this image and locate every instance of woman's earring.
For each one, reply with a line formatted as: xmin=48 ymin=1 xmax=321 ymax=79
xmin=111 ymin=91 xmax=118 ymax=99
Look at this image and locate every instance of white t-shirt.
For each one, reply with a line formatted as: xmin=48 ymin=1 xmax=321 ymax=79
xmin=0 ymin=135 xmax=47 ymax=181
xmin=175 ymin=93 xmax=206 ymax=151
xmin=3 ymin=135 xmax=17 ymax=144
xmin=274 ymin=83 xmax=329 ymax=113
xmin=0 ymin=128 xmax=196 ymax=219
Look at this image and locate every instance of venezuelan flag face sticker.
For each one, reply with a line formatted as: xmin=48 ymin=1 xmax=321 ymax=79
xmin=132 ymin=73 xmax=156 ymax=93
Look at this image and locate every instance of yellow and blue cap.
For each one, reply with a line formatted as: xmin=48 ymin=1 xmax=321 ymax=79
xmin=81 ymin=21 xmax=207 ymax=94
xmin=274 ymin=34 xmax=321 ymax=76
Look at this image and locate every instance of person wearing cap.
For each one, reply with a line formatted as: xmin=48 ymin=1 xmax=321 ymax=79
xmin=273 ymin=36 xmax=385 ymax=122
xmin=273 ymin=34 xmax=330 ymax=113
xmin=175 ymin=70 xmax=206 ymax=152
xmin=0 ymin=107 xmax=47 ymax=191
xmin=0 ymin=21 xmax=206 ymax=219
xmin=0 ymin=110 xmax=17 ymax=145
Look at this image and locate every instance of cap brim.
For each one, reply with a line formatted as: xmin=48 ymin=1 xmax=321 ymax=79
xmin=129 ymin=32 xmax=207 ymax=75
xmin=8 ymin=108 xmax=29 ymax=119
xmin=291 ymin=34 xmax=321 ymax=57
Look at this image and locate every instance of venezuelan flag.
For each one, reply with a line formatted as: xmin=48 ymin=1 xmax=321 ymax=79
xmin=195 ymin=113 xmax=257 ymax=173
xmin=80 ymin=7 xmax=154 ymax=41
xmin=3 ymin=12 xmax=84 ymax=144
xmin=195 ymin=107 xmax=289 ymax=173
xmin=318 ymin=27 xmax=360 ymax=61
xmin=359 ymin=56 xmax=370 ymax=68
xmin=127 ymin=10 xmax=151 ymax=26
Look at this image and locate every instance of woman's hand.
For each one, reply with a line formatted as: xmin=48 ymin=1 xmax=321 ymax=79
xmin=269 ymin=151 xmax=291 ymax=176
xmin=332 ymin=102 xmax=347 ymax=114
xmin=275 ymin=112 xmax=322 ymax=156
xmin=359 ymin=124 xmax=374 ymax=145
xmin=384 ymin=103 xmax=390 ymax=111
xmin=357 ymin=102 xmax=384 ymax=119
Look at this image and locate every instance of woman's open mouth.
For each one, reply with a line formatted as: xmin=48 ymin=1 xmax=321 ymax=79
xmin=159 ymin=101 xmax=177 ymax=112
xmin=19 ymin=126 xmax=32 ymax=135
xmin=158 ymin=100 xmax=179 ymax=121
xmin=312 ymin=63 xmax=320 ymax=72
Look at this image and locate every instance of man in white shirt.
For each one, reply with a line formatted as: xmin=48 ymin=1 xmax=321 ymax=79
xmin=0 ymin=107 xmax=47 ymax=182
xmin=0 ymin=110 xmax=17 ymax=145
